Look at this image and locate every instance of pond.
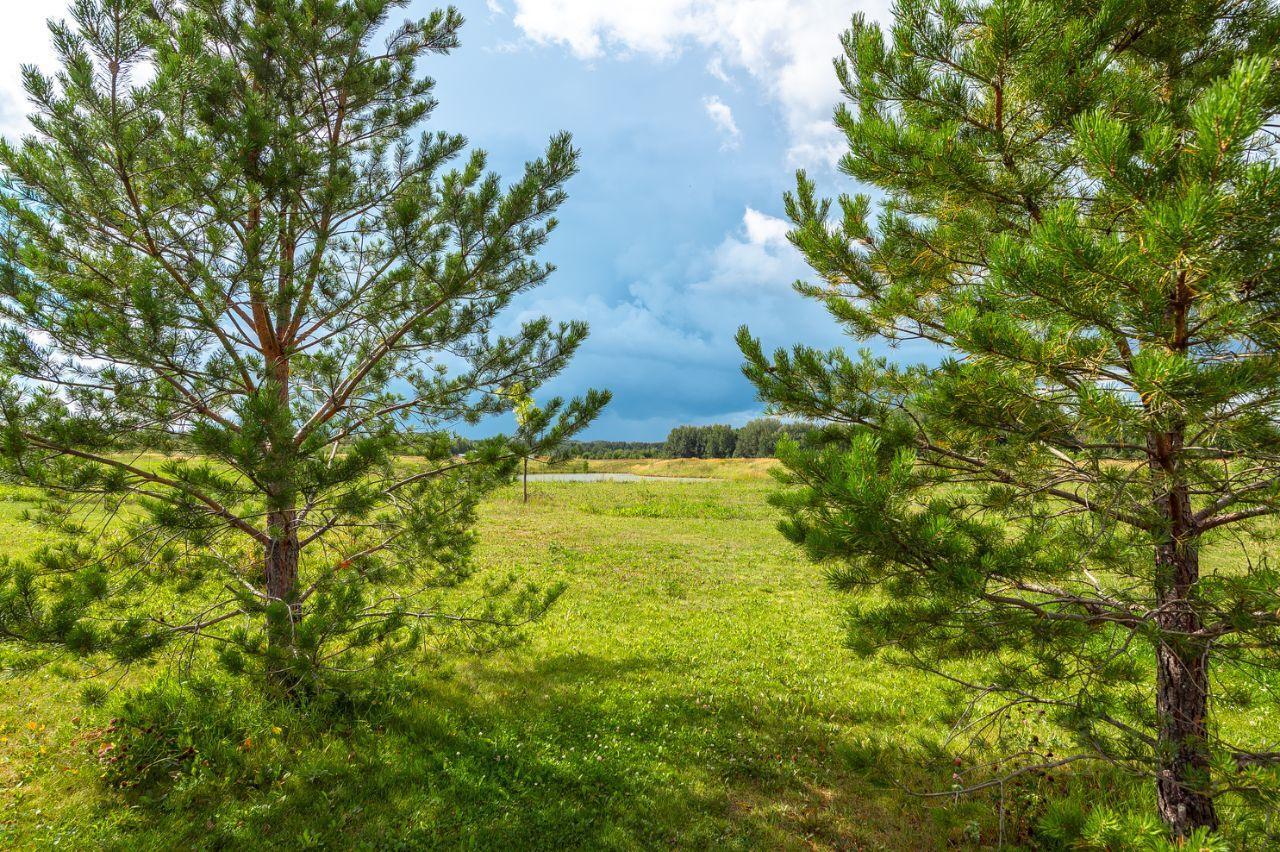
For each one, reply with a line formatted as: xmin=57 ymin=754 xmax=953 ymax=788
xmin=522 ymin=473 xmax=714 ymax=483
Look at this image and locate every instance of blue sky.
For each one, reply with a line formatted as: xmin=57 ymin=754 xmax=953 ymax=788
xmin=0 ymin=0 xmax=906 ymax=440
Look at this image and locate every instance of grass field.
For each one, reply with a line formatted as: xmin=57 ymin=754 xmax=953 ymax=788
xmin=0 ymin=459 xmax=1239 ymax=849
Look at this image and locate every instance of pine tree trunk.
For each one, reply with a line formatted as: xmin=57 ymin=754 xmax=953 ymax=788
xmin=524 ymin=457 xmax=529 ymax=504
xmin=262 ymin=348 xmax=300 ymax=683
xmin=265 ymin=506 xmax=301 ymax=684
xmin=1150 ymin=432 xmax=1218 ymax=837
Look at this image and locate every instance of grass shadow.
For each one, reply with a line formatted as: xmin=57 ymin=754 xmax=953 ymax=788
xmin=86 ymin=651 xmax=997 ymax=851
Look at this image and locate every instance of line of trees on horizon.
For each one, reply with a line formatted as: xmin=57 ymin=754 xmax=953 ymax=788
xmin=663 ymin=418 xmax=815 ymax=459
xmin=437 ymin=418 xmax=816 ymax=460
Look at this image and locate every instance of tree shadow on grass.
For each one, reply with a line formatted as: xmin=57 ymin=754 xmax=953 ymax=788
xmin=96 ymin=653 xmax=997 ymax=851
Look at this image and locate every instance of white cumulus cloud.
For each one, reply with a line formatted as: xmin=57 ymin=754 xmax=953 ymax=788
xmin=505 ymin=0 xmax=893 ymax=166
xmin=702 ymin=95 xmax=740 ymax=149
xmin=742 ymin=207 xmax=790 ymax=248
xmin=0 ymin=4 xmax=68 ymax=141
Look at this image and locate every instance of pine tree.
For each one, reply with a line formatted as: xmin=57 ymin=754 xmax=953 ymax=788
xmin=739 ymin=0 xmax=1280 ymax=838
xmin=505 ymin=381 xmax=583 ymax=503
xmin=0 ymin=0 xmax=607 ymax=693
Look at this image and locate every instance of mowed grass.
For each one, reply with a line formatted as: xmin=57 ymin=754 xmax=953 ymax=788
xmin=0 ymin=460 xmax=1190 ymax=849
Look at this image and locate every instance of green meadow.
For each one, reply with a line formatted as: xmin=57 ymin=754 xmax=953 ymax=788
xmin=3 ymin=459 xmax=1234 ymax=850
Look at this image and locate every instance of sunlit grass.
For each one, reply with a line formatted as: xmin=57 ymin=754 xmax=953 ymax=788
xmin=0 ymin=460 xmax=1271 ymax=848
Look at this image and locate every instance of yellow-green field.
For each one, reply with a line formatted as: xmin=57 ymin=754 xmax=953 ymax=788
xmin=0 ymin=459 xmax=1258 ymax=849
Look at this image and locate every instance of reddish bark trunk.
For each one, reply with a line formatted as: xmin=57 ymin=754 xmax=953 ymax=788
xmin=265 ymin=506 xmax=301 ymax=681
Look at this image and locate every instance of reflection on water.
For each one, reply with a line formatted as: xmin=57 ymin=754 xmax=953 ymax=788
xmin=522 ymin=473 xmax=713 ymax=483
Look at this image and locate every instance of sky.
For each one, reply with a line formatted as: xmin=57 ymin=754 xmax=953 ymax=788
xmin=0 ymin=0 xmax=904 ymax=440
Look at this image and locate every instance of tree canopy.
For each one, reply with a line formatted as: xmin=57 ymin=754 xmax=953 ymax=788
xmin=740 ymin=0 xmax=1280 ymax=838
xmin=0 ymin=0 xmax=607 ymax=692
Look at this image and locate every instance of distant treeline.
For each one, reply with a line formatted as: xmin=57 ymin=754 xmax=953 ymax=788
xmin=664 ymin=419 xmax=814 ymax=459
xmin=566 ymin=418 xmax=815 ymax=460
xmin=565 ymin=441 xmax=668 ymax=459
xmin=444 ymin=436 xmax=666 ymax=459
xmin=441 ymin=418 xmax=814 ymax=460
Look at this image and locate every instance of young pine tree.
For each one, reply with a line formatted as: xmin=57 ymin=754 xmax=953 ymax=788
xmin=740 ymin=0 xmax=1280 ymax=839
xmin=0 ymin=0 xmax=607 ymax=692
xmin=504 ymin=381 xmax=583 ymax=503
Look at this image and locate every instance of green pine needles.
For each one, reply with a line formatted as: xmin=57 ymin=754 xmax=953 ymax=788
xmin=0 ymin=0 xmax=607 ymax=693
xmin=740 ymin=0 xmax=1280 ymax=839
